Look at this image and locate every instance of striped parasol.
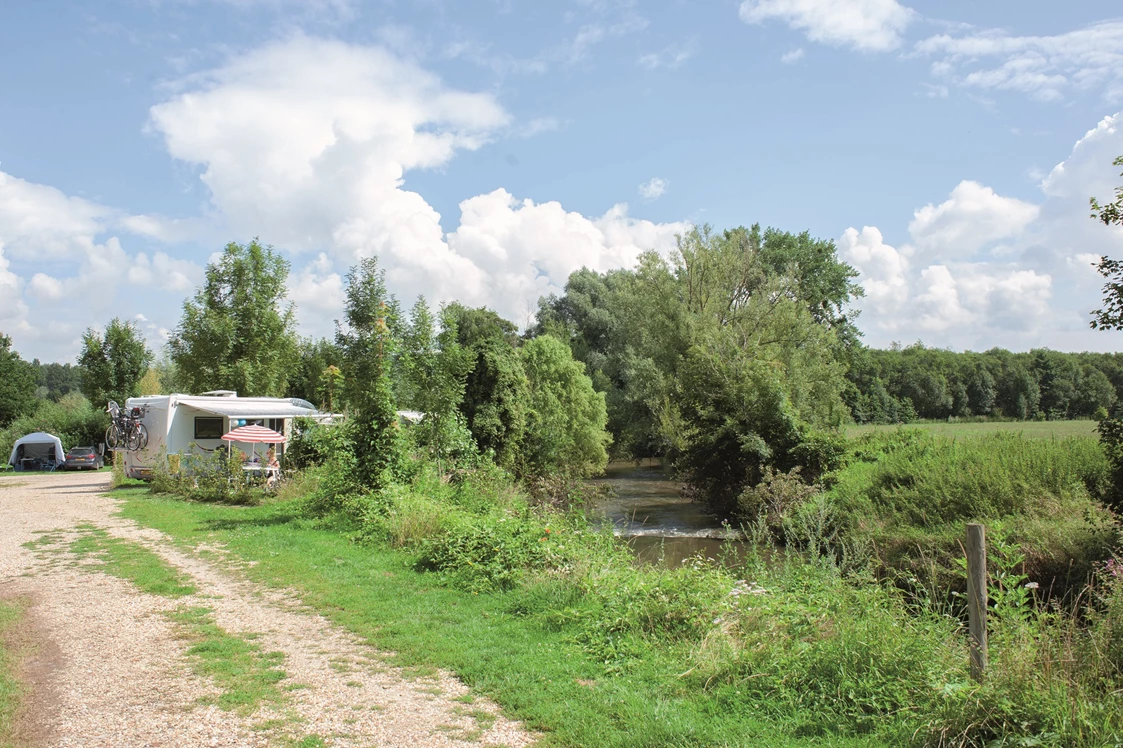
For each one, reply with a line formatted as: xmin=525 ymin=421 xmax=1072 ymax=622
xmin=220 ymin=424 xmax=286 ymax=444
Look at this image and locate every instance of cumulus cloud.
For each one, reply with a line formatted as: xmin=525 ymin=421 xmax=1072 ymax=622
xmin=0 ymin=166 xmax=204 ymax=359
xmin=842 ymin=112 xmax=1123 ymax=351
xmin=916 ymin=20 xmax=1123 ymax=102
xmin=908 ymin=180 xmax=1039 ymax=257
xmin=739 ymin=0 xmax=914 ymax=52
xmin=638 ymin=177 xmax=668 ymax=200
xmin=447 ymin=190 xmax=688 ymax=326
xmin=146 ymin=37 xmax=688 ymax=339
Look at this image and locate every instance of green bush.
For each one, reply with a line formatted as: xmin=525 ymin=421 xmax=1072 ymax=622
xmin=149 ymin=449 xmax=258 ymax=505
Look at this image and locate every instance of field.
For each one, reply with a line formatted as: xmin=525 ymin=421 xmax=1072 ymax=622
xmin=845 ymin=419 xmax=1098 ymax=439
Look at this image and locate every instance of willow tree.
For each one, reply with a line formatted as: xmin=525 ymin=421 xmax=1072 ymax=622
xmin=168 ymin=239 xmax=298 ymax=397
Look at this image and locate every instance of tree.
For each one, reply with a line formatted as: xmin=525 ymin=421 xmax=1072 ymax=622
xmin=317 ymin=365 xmax=344 ymax=412
xmin=0 ymin=333 xmax=37 ymax=427
xmin=447 ymin=304 xmax=531 ymax=469
xmin=291 ymin=338 xmax=343 ymax=406
xmin=519 ymin=335 xmax=610 ymax=478
xmin=337 ymin=257 xmax=401 ymax=488
xmin=168 ymin=239 xmax=299 ymax=396
xmin=1090 ymin=155 xmax=1123 ymax=330
xmin=399 ymin=298 xmax=474 ymax=466
xmin=78 ymin=317 xmax=153 ymax=408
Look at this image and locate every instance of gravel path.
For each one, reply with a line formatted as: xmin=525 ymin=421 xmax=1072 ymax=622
xmin=0 ymin=472 xmax=537 ymax=747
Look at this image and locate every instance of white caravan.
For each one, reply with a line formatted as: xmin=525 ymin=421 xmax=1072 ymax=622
xmin=122 ymin=391 xmax=320 ymax=479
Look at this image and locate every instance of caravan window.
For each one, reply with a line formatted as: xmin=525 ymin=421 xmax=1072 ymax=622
xmin=194 ymin=417 xmax=224 ymax=439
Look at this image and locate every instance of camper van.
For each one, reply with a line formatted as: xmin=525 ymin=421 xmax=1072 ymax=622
xmin=122 ymin=391 xmax=320 ymax=479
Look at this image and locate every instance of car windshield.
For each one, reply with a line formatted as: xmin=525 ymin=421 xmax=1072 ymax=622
xmin=68 ymin=448 xmax=95 ymax=456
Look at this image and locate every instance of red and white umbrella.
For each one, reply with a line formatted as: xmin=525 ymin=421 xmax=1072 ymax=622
xmin=220 ymin=424 xmax=286 ymax=444
xmin=221 ymin=424 xmax=286 ymax=464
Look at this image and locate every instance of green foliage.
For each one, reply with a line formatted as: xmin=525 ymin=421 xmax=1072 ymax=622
xmin=337 ymin=257 xmax=403 ymax=489
xmin=399 ymin=299 xmax=475 ymax=466
xmin=0 ymin=392 xmax=107 ymax=460
xmin=0 ymin=333 xmax=36 ymax=428
xmin=823 ymin=430 xmax=1118 ymax=597
xmin=290 ymin=337 xmax=342 ymax=408
xmin=519 ymin=335 xmax=610 ymax=479
xmin=29 ymin=360 xmax=83 ymax=401
xmin=460 ymin=336 xmax=530 ymax=471
xmin=78 ymin=317 xmax=153 ymax=408
xmin=286 ymin=418 xmax=352 ymax=471
xmin=848 ymin=343 xmax=1123 ymax=423
xmin=168 ymin=239 xmax=299 ymax=396
xmin=150 ymin=449 xmax=259 ymax=505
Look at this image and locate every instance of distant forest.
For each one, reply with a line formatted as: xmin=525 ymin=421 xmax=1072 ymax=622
xmin=846 ymin=344 xmax=1122 ymax=423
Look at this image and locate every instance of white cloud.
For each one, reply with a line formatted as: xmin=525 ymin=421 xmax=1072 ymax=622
xmin=739 ymin=0 xmax=914 ymax=53
xmin=447 ymin=189 xmax=688 ymax=325
xmin=908 ymin=180 xmax=1039 ymax=257
xmin=638 ymin=177 xmax=668 ymax=200
xmin=780 ymin=48 xmax=805 ymax=64
xmin=147 ymin=37 xmax=688 ymax=338
xmin=638 ymin=41 xmax=695 ymax=70
xmin=0 ymin=241 xmax=28 ymax=326
xmin=843 ymin=111 xmax=1123 ymax=351
xmin=916 ymin=20 xmax=1123 ymax=102
xmin=838 ymin=226 xmax=909 ymax=322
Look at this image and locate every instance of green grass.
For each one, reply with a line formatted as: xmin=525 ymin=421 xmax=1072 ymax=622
xmin=116 ymin=489 xmax=877 ymax=748
xmin=69 ymin=525 xmax=197 ymax=598
xmin=165 ymin=606 xmax=288 ymax=714
xmin=845 ymin=419 xmax=1098 ymax=439
xmin=0 ymin=599 xmax=25 ymax=748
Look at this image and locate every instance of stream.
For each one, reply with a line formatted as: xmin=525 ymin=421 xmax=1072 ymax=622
xmin=590 ymin=461 xmax=747 ymax=567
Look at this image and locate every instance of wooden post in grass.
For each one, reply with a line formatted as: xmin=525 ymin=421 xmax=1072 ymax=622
xmin=965 ymin=523 xmax=988 ymax=682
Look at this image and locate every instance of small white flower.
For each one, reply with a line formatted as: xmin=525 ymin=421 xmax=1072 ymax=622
xmin=1024 ymin=582 xmax=1039 ymax=590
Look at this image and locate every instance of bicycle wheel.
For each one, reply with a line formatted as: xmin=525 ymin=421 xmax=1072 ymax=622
xmin=105 ymin=424 xmax=121 ymax=449
xmin=135 ymin=424 xmax=149 ymax=450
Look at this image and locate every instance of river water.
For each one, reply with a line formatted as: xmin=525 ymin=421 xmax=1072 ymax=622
xmin=590 ymin=461 xmax=746 ymax=567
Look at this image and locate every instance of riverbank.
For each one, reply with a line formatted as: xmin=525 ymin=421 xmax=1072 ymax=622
xmin=117 ymin=458 xmax=1123 ymax=747
xmin=118 ymin=488 xmax=884 ymax=747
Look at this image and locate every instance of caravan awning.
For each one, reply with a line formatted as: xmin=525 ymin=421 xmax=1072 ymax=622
xmin=177 ymin=398 xmax=318 ymax=420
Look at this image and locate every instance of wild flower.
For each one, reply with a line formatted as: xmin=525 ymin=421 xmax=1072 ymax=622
xmin=1025 ymin=582 xmax=1039 ymax=590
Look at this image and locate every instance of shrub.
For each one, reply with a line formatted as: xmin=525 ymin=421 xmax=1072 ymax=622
xmin=737 ymin=466 xmax=819 ymax=534
xmin=149 ymin=448 xmax=258 ymax=505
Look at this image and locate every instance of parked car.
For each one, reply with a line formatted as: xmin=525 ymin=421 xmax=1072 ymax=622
xmin=64 ymin=447 xmax=103 ymax=470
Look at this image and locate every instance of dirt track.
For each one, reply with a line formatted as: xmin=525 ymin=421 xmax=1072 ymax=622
xmin=0 ymin=471 xmax=535 ymax=747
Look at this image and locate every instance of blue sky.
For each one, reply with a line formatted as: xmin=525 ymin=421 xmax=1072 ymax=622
xmin=3 ymin=0 xmax=1123 ymax=363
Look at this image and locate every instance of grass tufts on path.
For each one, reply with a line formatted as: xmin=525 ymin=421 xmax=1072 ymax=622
xmin=69 ymin=525 xmax=196 ymax=598
xmin=0 ymin=599 xmax=26 ymax=748
xmin=165 ymin=606 xmax=288 ymax=714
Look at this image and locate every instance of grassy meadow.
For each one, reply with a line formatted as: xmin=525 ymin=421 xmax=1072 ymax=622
xmin=845 ymin=419 xmax=1098 ymax=439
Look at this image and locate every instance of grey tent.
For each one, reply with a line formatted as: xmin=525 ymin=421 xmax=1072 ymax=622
xmin=8 ymin=432 xmax=65 ymax=470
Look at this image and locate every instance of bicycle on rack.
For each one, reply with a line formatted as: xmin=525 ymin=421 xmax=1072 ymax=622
xmin=106 ymin=401 xmax=149 ymax=451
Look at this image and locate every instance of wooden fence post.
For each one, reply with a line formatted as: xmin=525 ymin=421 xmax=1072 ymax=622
xmin=965 ymin=523 xmax=987 ymax=682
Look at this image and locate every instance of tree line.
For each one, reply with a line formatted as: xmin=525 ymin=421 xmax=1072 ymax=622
xmin=846 ymin=344 xmax=1123 ymax=423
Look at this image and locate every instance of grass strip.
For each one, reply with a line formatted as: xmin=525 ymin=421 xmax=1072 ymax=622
xmin=117 ymin=490 xmax=877 ymax=747
xmin=0 ymin=599 xmax=25 ymax=748
xmin=69 ymin=525 xmax=196 ymax=598
xmin=165 ymin=606 xmax=287 ymax=714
